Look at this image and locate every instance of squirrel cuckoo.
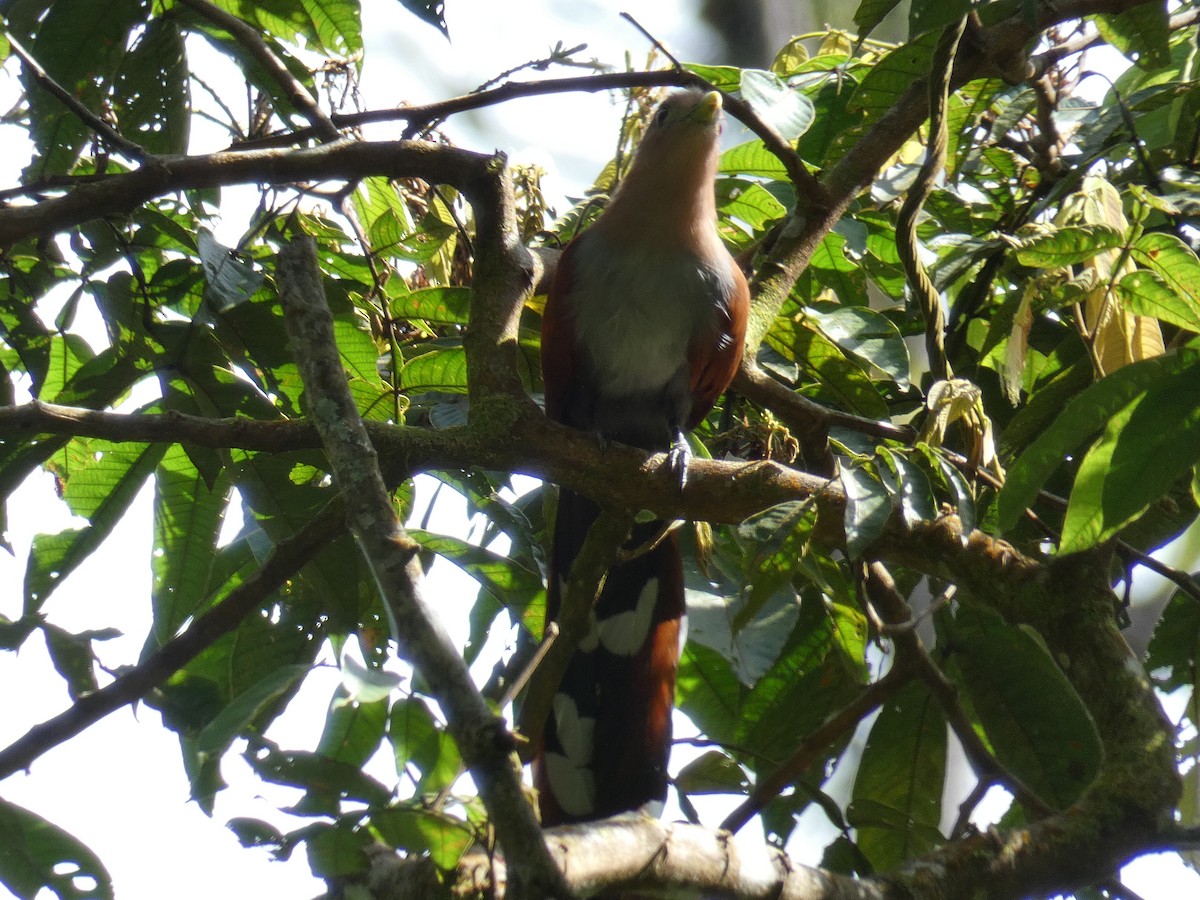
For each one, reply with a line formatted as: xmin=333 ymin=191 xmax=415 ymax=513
xmin=536 ymin=88 xmax=749 ymax=824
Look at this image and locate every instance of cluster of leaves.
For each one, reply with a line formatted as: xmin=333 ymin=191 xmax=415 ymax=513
xmin=0 ymin=0 xmax=1199 ymax=897
xmin=661 ymin=0 xmax=1200 ymax=870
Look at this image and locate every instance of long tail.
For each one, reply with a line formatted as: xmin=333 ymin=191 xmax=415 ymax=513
xmin=534 ymin=488 xmax=685 ymax=825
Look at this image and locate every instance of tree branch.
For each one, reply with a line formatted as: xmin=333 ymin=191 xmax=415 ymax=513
xmin=3 ymin=30 xmax=148 ymax=162
xmin=516 ymin=508 xmax=633 ymax=760
xmin=0 ymin=497 xmax=343 ymax=780
xmin=720 ymin=662 xmax=915 ymax=834
xmin=275 ymin=237 xmax=565 ymax=899
xmin=741 ymin=0 xmax=1170 ymax=357
xmin=175 ymin=0 xmax=340 ymax=142
xmin=358 ymin=814 xmax=888 ymax=900
xmin=864 ymin=562 xmax=1054 ymax=819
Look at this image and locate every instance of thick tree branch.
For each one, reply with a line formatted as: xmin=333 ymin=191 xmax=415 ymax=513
xmin=359 ymin=814 xmax=888 ymax=900
xmin=274 ymin=237 xmax=565 ymax=900
xmin=0 ymin=140 xmax=490 ymax=248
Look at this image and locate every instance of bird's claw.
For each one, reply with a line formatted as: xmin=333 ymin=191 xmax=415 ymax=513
xmin=666 ymin=433 xmax=690 ymax=491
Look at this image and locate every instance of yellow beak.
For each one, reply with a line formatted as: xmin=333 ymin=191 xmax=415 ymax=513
xmin=694 ymin=91 xmax=723 ymax=124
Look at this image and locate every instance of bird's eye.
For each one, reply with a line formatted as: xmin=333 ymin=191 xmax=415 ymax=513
xmin=653 ymin=106 xmax=670 ymax=127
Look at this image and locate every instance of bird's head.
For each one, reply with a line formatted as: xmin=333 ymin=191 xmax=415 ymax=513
xmin=631 ymin=89 xmax=724 ymax=169
xmin=595 ymin=88 xmax=727 ymax=243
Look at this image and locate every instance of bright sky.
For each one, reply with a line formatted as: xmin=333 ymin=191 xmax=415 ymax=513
xmin=1 ymin=1 xmax=1197 ymax=898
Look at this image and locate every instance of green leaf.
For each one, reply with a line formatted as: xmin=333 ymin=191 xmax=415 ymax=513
xmin=197 ymin=231 xmax=263 ymax=311
xmin=684 ymin=63 xmax=742 ymax=92
xmin=686 ymin=584 xmax=801 ymax=688
xmin=388 ymin=697 xmax=463 ymax=794
xmin=390 ymin=286 xmax=471 ymax=326
xmin=737 ymin=500 xmax=816 ymax=564
xmin=998 ymin=350 xmax=1200 ymax=532
xmin=25 ymin=439 xmax=164 ymax=612
xmin=112 ymin=17 xmax=190 ymax=156
xmin=42 ymin=623 xmax=119 ymax=701
xmin=1060 ymin=366 xmax=1200 ymax=554
xmin=740 ymin=69 xmax=816 ymax=141
xmin=1117 ymin=269 xmax=1200 ymax=332
xmin=247 ymin=740 xmax=391 ymax=810
xmin=717 ymin=180 xmax=787 ymax=234
xmin=369 ymin=806 xmax=474 ymax=870
xmin=739 ymin=629 xmax=863 ymax=774
xmin=24 ymin=0 xmax=143 ymax=176
xmin=674 ymin=750 xmax=749 ymax=795
xmin=304 ymin=822 xmax=371 ymax=878
xmin=0 ymin=797 xmax=113 ymax=900
xmin=1094 ymin=3 xmax=1171 ymax=70
xmin=878 ymin=448 xmax=937 ymax=529
xmin=401 ymin=346 xmax=469 ymax=394
xmin=1146 ymin=588 xmax=1200 ymax=694
xmin=409 ymin=528 xmax=545 ymax=628
xmin=855 ymin=0 xmax=904 ymax=36
xmin=299 ymin=0 xmax=364 ymax=56
xmin=849 ymin=30 xmax=940 ymax=121
xmin=37 ymin=333 xmax=92 ymax=403
xmin=767 ymin=316 xmax=889 ymax=417
xmin=227 ymin=817 xmax=286 ymax=854
xmin=1132 ymin=231 xmax=1200 ymax=307
xmin=151 ymin=443 xmax=231 ymax=642
xmin=920 ymin=446 xmax=975 ymax=540
xmin=1013 ymin=224 xmax=1127 ymax=267
xmin=948 ymin=602 xmax=1103 ymax=808
xmin=730 ymin=500 xmax=814 ymax=631
xmin=676 ymin=641 xmax=744 ymax=747
xmin=841 ymin=462 xmax=894 ymax=558
xmin=811 ymin=305 xmax=911 ymax=388
xmin=396 ymin=0 xmax=448 ymax=37
xmin=196 ymin=664 xmax=311 ymax=759
xmin=909 ymin=0 xmax=974 ymax=38
xmin=849 ymin=679 xmax=946 ymax=870
xmin=333 ymin=307 xmax=384 ymax=386
xmin=316 ymin=693 xmax=389 ymax=769
xmin=719 ymin=140 xmax=790 ymax=179
xmin=354 ymin=176 xmax=412 ymax=245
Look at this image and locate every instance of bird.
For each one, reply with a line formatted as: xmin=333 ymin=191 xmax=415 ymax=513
xmin=535 ymin=87 xmax=750 ymax=825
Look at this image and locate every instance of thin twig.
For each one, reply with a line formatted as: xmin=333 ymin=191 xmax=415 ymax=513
xmin=719 ymin=661 xmax=914 ymax=834
xmin=619 ymin=12 xmax=683 ymax=70
xmin=0 ymin=498 xmax=343 ymax=779
xmin=516 ymin=506 xmax=632 ymax=757
xmin=865 ymin=563 xmax=1054 ymax=820
xmin=4 ymin=30 xmax=148 ymax=162
xmin=501 ymin=622 xmax=559 ymax=708
xmin=951 ymin=778 xmax=992 ymax=838
xmin=176 ymin=0 xmax=340 ymax=142
xmin=879 ymin=584 xmax=956 ymax=636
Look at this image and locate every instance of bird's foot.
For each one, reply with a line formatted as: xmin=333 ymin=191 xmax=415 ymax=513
xmin=666 ymin=432 xmax=691 ymax=491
